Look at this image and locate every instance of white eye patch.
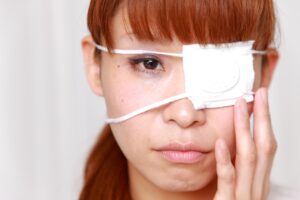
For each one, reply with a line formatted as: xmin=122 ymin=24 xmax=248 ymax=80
xmin=95 ymin=40 xmax=267 ymax=124
xmin=182 ymin=41 xmax=258 ymax=109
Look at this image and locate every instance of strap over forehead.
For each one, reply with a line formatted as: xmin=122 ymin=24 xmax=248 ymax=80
xmin=94 ymin=40 xmax=267 ymax=57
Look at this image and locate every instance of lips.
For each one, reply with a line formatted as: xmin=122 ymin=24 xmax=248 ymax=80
xmin=155 ymin=142 xmax=210 ymax=164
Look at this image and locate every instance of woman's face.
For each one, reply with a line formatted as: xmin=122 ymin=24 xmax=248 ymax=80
xmin=91 ymin=8 xmax=263 ymax=192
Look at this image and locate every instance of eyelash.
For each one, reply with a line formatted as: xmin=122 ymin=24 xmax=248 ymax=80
xmin=128 ymin=55 xmax=165 ymax=75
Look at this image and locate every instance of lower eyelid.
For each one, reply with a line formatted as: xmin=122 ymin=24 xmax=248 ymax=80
xmin=126 ymin=55 xmax=168 ymax=77
xmin=132 ymin=64 xmax=163 ymax=74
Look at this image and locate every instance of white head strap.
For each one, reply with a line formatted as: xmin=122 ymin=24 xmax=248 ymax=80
xmin=95 ymin=41 xmax=267 ymax=124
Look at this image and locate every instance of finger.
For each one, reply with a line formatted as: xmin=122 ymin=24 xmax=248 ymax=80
xmin=234 ymin=98 xmax=256 ymax=200
xmin=252 ymin=88 xmax=277 ymax=199
xmin=214 ymin=139 xmax=236 ymax=200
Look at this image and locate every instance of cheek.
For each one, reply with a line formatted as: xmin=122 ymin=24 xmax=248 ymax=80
xmin=101 ymin=67 xmax=169 ymax=117
xmin=103 ymin=82 xmax=143 ymax=117
xmin=207 ymin=107 xmax=236 ymax=154
xmin=247 ymin=102 xmax=254 ymax=114
xmin=210 ymin=103 xmax=254 ymax=157
xmin=110 ymin=121 xmax=150 ymax=162
xmin=101 ymin=66 xmax=144 ymax=117
xmin=100 ymin=56 xmax=184 ymax=118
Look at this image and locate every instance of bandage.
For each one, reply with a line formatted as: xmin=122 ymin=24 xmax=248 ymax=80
xmin=95 ymin=41 xmax=267 ymax=124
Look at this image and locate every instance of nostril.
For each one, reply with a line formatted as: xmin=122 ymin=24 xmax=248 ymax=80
xmin=168 ymin=110 xmax=206 ymax=128
xmin=162 ymin=98 xmax=207 ymax=128
xmin=190 ymin=120 xmax=206 ymax=128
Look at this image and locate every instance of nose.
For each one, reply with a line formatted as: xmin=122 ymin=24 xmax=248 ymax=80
xmin=162 ymin=98 xmax=206 ymax=128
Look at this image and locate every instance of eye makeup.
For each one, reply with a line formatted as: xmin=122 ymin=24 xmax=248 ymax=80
xmin=128 ymin=54 xmax=165 ymax=76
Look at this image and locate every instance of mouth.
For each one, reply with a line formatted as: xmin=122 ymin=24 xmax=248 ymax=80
xmin=154 ymin=142 xmax=210 ymax=164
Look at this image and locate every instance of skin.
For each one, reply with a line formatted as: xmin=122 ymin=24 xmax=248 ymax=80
xmin=82 ymin=7 xmax=279 ymax=200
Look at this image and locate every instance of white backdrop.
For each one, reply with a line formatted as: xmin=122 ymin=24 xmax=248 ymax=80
xmin=0 ymin=0 xmax=299 ymax=199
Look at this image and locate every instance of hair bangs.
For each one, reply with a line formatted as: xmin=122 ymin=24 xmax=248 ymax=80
xmin=126 ymin=0 xmax=275 ymax=50
xmin=88 ymin=0 xmax=276 ymax=51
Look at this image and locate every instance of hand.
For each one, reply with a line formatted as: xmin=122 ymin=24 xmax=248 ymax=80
xmin=213 ymin=88 xmax=278 ymax=200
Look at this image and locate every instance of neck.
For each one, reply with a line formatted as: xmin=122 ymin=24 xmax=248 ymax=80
xmin=128 ymin=163 xmax=217 ymax=200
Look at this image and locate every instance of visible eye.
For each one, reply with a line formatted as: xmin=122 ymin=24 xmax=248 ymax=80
xmin=129 ymin=55 xmax=165 ymax=74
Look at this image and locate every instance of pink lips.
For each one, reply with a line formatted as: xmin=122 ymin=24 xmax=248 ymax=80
xmin=155 ymin=142 xmax=209 ymax=164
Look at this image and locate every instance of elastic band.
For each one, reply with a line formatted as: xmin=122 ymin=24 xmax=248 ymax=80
xmin=250 ymin=50 xmax=268 ymax=55
xmin=104 ymin=92 xmax=254 ymax=124
xmin=95 ymin=43 xmax=267 ymax=57
xmin=95 ymin=44 xmax=183 ymax=57
xmin=105 ymin=93 xmax=190 ymax=124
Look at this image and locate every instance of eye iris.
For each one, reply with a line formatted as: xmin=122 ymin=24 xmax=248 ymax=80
xmin=144 ymin=59 xmax=158 ymax=69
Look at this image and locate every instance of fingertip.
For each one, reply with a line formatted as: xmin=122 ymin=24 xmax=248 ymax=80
xmin=235 ymin=97 xmax=245 ymax=108
xmin=234 ymin=97 xmax=249 ymax=125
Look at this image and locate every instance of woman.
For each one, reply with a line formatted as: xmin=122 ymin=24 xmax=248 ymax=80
xmin=79 ymin=0 xmax=283 ymax=199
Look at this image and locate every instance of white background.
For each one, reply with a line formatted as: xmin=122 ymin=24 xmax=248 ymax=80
xmin=0 ymin=0 xmax=299 ymax=199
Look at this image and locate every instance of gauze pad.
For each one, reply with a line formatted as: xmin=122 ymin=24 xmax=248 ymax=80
xmin=182 ymin=41 xmax=255 ymax=109
xmin=95 ymin=40 xmax=266 ymax=124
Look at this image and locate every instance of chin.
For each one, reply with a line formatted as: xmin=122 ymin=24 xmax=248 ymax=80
xmin=156 ymin=179 xmax=210 ymax=192
xmin=154 ymin=170 xmax=215 ymax=192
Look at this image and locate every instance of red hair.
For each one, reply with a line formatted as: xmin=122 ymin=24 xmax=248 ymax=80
xmin=79 ymin=125 xmax=130 ymax=200
xmin=80 ymin=0 xmax=276 ymax=199
xmin=88 ymin=0 xmax=276 ymax=51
